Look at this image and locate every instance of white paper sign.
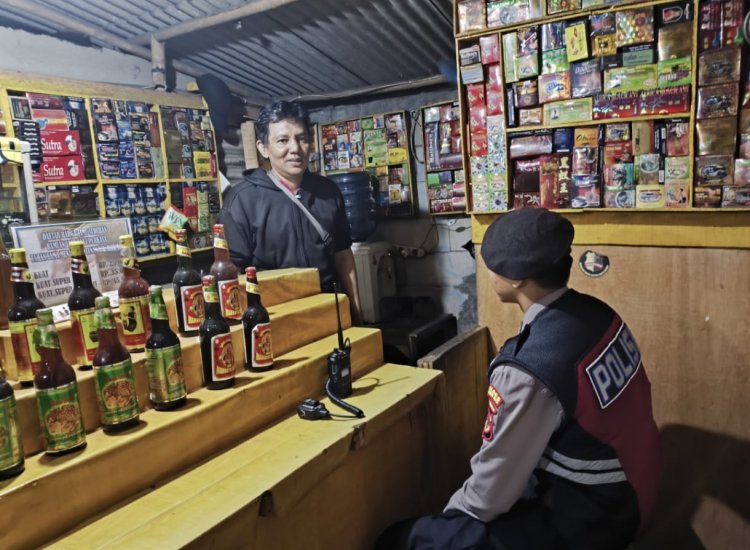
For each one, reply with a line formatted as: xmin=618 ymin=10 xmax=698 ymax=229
xmin=11 ymin=219 xmax=132 ymax=308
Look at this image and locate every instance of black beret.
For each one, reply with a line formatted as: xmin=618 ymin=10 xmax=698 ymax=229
xmin=481 ymin=208 xmax=574 ymax=279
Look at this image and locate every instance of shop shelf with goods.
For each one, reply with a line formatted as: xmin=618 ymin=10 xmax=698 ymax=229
xmin=454 ymin=0 xmax=750 ymax=222
xmin=421 ymin=100 xmax=469 ymax=215
xmin=319 ymin=111 xmax=417 ymax=219
xmin=0 ymin=70 xmax=223 ymax=261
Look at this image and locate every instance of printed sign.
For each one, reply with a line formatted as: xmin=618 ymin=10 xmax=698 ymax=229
xmin=11 ymin=219 xmax=131 ymax=309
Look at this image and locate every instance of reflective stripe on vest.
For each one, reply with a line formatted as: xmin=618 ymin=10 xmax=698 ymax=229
xmin=538 ymin=448 xmax=627 ymax=485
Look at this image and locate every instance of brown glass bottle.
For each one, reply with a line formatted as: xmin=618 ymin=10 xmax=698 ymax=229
xmin=145 ymin=286 xmax=187 ymax=410
xmin=93 ymin=296 xmax=140 ymax=432
xmin=0 ymin=239 xmax=12 ymax=330
xmin=8 ymin=248 xmax=46 ymax=387
xmin=172 ymin=229 xmax=203 ymax=334
xmin=33 ymin=308 xmax=87 ymax=455
xmin=118 ymin=235 xmax=150 ymax=352
xmin=68 ymin=241 xmax=101 ymax=370
xmin=242 ymin=267 xmax=274 ymax=372
xmin=0 ymin=374 xmax=25 ymax=478
xmin=199 ymin=275 xmax=236 ymax=389
xmin=209 ymin=224 xmax=242 ymax=324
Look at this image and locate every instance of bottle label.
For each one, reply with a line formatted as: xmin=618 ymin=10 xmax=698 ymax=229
xmin=71 ymin=307 xmax=97 ymax=365
xmin=93 ymin=358 xmax=139 ymax=426
xmin=9 ymin=318 xmax=40 ymax=381
xmin=10 ymin=266 xmax=33 ymax=283
xmin=36 ymin=382 xmax=86 ymax=453
xmin=119 ymin=295 xmax=148 ymax=350
xmin=246 ymin=281 xmax=260 ymax=294
xmin=251 ymin=322 xmax=274 ymax=369
xmin=176 ymin=244 xmax=191 ymax=257
xmin=211 ymin=333 xmax=236 ymax=381
xmin=145 ymin=344 xmax=187 ymax=404
xmin=71 ymin=258 xmax=90 ymax=275
xmin=0 ymin=394 xmax=24 ymax=471
xmin=218 ymin=279 xmax=242 ymax=320
xmin=179 ymin=284 xmax=204 ymax=330
xmin=214 ymin=237 xmax=228 ymax=250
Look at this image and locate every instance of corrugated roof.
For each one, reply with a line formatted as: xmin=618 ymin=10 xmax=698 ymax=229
xmin=0 ymin=0 xmax=454 ymax=102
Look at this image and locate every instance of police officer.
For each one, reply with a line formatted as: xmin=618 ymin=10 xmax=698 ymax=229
xmin=376 ymin=208 xmax=662 ymax=550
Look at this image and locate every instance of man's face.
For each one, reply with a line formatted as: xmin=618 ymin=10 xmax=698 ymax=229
xmin=257 ymin=119 xmax=310 ymax=181
xmin=489 ymin=270 xmax=519 ymax=303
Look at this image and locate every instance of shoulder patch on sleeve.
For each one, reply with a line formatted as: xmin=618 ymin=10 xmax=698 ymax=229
xmin=482 ymin=385 xmax=505 ymax=441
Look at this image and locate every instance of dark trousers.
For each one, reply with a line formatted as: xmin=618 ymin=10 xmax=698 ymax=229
xmin=374 ymin=501 xmax=566 ymax=550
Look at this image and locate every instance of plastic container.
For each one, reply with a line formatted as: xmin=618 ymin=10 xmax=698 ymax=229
xmin=329 ymin=172 xmax=376 ymax=242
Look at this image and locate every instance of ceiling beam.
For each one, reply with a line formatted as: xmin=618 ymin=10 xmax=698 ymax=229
xmin=289 ymin=74 xmax=449 ymax=104
xmin=1 ymin=0 xmax=268 ymax=106
xmin=132 ymin=0 xmax=300 ymax=45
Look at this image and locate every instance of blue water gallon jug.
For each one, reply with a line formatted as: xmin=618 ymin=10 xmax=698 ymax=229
xmin=329 ymin=172 xmax=376 ymax=242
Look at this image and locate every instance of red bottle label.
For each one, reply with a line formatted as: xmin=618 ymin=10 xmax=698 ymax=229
xmin=249 ymin=322 xmax=273 ymax=369
xmin=218 ymin=279 xmax=242 ymax=320
xmin=211 ymin=333 xmax=236 ymax=381
xmin=180 ymin=284 xmax=204 ymax=330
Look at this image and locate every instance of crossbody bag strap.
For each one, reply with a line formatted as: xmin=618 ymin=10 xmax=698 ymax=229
xmin=266 ymin=170 xmax=333 ymax=249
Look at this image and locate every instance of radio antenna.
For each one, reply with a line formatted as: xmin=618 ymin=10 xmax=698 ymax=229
xmin=333 ymin=283 xmax=345 ymax=350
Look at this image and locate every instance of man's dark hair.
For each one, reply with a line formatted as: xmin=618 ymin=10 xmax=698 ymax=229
xmin=256 ymin=101 xmax=310 ymax=144
xmin=529 ymin=255 xmax=573 ymax=289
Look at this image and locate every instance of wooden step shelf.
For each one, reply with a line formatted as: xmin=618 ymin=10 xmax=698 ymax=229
xmin=52 ymin=364 xmax=443 ymax=549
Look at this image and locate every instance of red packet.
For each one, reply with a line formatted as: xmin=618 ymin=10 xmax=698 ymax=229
xmin=466 ymin=83 xmax=486 ymax=108
xmin=480 ymin=34 xmax=500 ymax=64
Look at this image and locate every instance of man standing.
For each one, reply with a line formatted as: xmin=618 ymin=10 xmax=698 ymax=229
xmin=219 ymin=101 xmax=361 ymax=324
xmin=377 ymin=208 xmax=661 ymax=549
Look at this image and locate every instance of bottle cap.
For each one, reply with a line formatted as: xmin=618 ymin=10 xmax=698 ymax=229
xmin=149 ymin=285 xmax=163 ymax=297
xmin=36 ymin=308 xmax=54 ymax=326
xmin=245 ymin=266 xmax=257 ymax=278
xmin=69 ymin=241 xmax=85 ymax=256
xmin=202 ymin=274 xmax=215 ymax=286
xmin=95 ymin=296 xmax=111 ymax=309
xmin=9 ymin=248 xmax=26 ymax=264
xmin=175 ymin=228 xmax=187 ymax=240
xmin=212 ymin=224 xmax=224 ymax=235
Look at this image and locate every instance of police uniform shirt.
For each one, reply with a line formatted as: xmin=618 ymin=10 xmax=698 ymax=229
xmin=444 ymin=287 xmax=568 ymax=522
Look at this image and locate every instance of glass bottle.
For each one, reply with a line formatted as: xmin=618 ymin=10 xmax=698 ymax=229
xmin=0 ymin=239 xmax=12 ymax=330
xmin=33 ymin=308 xmax=87 ymax=455
xmin=118 ymin=235 xmax=150 ymax=352
xmin=68 ymin=241 xmax=101 ymax=370
xmin=8 ymin=248 xmax=46 ymax=387
xmin=209 ymin=224 xmax=242 ymax=323
xmin=199 ymin=275 xmax=235 ymax=390
xmin=0 ymin=374 xmax=25 ymax=478
xmin=172 ymin=229 xmax=203 ymax=334
xmin=92 ymin=296 xmax=140 ymax=432
xmin=242 ymin=267 xmax=274 ymax=372
xmin=145 ymin=286 xmax=187 ymax=411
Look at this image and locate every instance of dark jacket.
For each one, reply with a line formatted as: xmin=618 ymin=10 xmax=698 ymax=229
xmin=218 ymin=169 xmax=352 ymax=289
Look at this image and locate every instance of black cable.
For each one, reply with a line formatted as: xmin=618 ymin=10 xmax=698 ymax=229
xmin=409 ymin=109 xmax=425 ymax=165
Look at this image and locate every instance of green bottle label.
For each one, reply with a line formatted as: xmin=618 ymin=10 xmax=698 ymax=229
xmin=145 ymin=344 xmax=187 ymax=404
xmin=149 ymin=298 xmax=169 ymax=321
xmin=93 ymin=358 xmax=139 ymax=426
xmin=36 ymin=383 xmax=86 ymax=453
xmin=0 ymin=394 xmax=24 ymax=470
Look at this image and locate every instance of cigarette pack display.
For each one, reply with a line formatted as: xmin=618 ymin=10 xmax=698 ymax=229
xmin=480 ymin=35 xmax=500 ymax=64
xmin=657 ymin=58 xmax=692 ymax=87
xmin=470 ymin=106 xmax=488 ymax=132
xmin=666 ymin=120 xmax=689 ymax=156
xmin=603 ymin=142 xmax=634 ymax=165
xmin=592 ymin=34 xmax=617 ymax=57
xmin=538 ymin=73 xmax=571 ymax=104
xmin=604 ymin=163 xmax=635 ymax=187
xmin=47 ymin=187 xmax=73 ymax=218
xmin=657 ymin=23 xmax=692 ymax=60
xmin=721 ymin=186 xmax=750 ymax=207
xmin=623 ymin=45 xmax=655 ymax=67
xmin=693 ymin=185 xmax=722 ymax=207
xmin=539 ymin=154 xmax=563 ymax=208
xmin=517 ymin=26 xmax=539 ymax=56
xmin=509 ymin=133 xmax=553 ymax=158
xmin=639 ymin=86 xmax=691 ymax=115
xmin=604 ymin=65 xmax=658 ymax=93
xmin=739 ymin=134 xmax=750 ymax=159
xmin=40 ymin=129 xmax=80 ymax=157
xmin=548 ymin=0 xmax=581 ymax=15
xmin=487 ymin=63 xmax=502 ymax=89
xmin=553 ymin=128 xmax=574 ymax=152
xmin=514 ymin=80 xmax=539 ymax=108
xmin=100 ymin=161 xmax=120 ymax=179
xmin=466 ymin=83 xmax=486 ymax=108
xmin=557 ymin=154 xmax=572 ymax=205
xmin=698 ymin=47 xmax=741 ymax=86
xmin=599 ymin=54 xmax=623 ymax=71
xmin=574 ymin=127 xmax=599 ymax=148
xmin=460 ymin=63 xmax=485 ymax=85
xmin=41 ymin=155 xmax=84 ymax=182
xmin=487 ymin=88 xmax=504 ymax=116
xmin=503 ymin=33 xmax=519 ymax=83
xmin=572 ymin=146 xmax=598 ymax=175
xmin=604 ymin=187 xmax=636 ymax=208
xmin=590 ymin=13 xmax=616 ymax=37
xmin=593 ymin=91 xmax=639 ymax=120
xmin=652 ymin=121 xmax=667 ymax=156
xmin=571 ymin=59 xmax=602 ymax=98
xmin=457 ymin=0 xmax=485 ymax=34
xmin=631 ymin=120 xmax=654 ymax=154
xmin=26 ymin=93 xmax=64 ymax=110
xmin=616 ymin=8 xmax=654 ymax=47
xmin=516 ymin=54 xmax=540 ymax=79
xmin=119 ymin=159 xmax=137 ymax=179
xmin=606 ymin=123 xmax=630 ymax=143
xmin=31 ymin=108 xmax=69 ymax=131
xmin=460 ymin=45 xmax=482 ymax=66
xmin=636 ymin=184 xmax=665 ymax=208
xmin=696 ymin=83 xmax=739 ymax=119
xmin=542 ymin=22 xmax=566 ymax=51
xmin=513 ymin=191 xmax=542 ymax=208
xmin=664 ymin=182 xmax=690 ymax=207
xmin=735 ymin=158 xmax=750 ymax=184
xmin=696 ymin=155 xmax=734 ymax=185
xmin=519 ymin=107 xmax=544 ymax=126
xmin=565 ymin=22 xmax=589 ymax=62
xmin=570 ymin=175 xmax=601 ymax=207
xmin=635 ymin=154 xmax=660 ymax=184
xmin=656 ymin=2 xmax=693 ymax=26
xmin=471 ymin=133 xmax=489 ymax=157
xmin=542 ymin=49 xmax=570 ymax=74
xmin=506 ymin=88 xmax=518 ymax=127
xmin=665 ymin=156 xmax=691 ymax=182
xmin=513 ymin=159 xmax=541 ymax=192
xmin=544 ymin=98 xmax=593 ymax=124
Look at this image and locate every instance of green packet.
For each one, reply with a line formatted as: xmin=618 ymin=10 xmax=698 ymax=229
xmin=542 ymin=48 xmax=570 ymax=74
xmin=543 ymin=98 xmax=593 ymax=125
xmin=657 ymin=58 xmax=692 ymax=88
xmin=604 ymin=64 xmax=658 ymax=93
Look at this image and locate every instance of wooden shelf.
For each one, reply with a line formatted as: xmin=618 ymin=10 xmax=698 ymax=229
xmin=34 ymin=179 xmax=99 ymax=186
xmin=505 ymin=112 xmax=691 ymax=134
xmin=100 ymin=179 xmax=165 ymax=185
